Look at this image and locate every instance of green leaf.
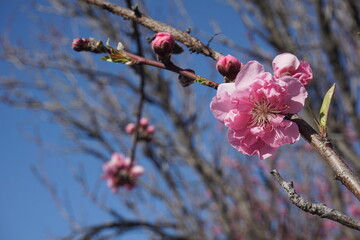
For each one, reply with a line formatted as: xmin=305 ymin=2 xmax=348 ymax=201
xmin=100 ymin=55 xmax=132 ymax=64
xmin=101 ymin=55 xmax=123 ymax=63
xmin=319 ymin=83 xmax=336 ymax=136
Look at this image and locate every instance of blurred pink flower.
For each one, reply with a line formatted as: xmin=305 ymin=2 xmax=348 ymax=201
xmin=272 ymin=53 xmax=313 ymax=86
xmin=151 ymin=32 xmax=175 ymax=57
xmin=216 ymin=54 xmax=242 ymax=81
xmin=212 ymin=224 xmax=222 ymax=236
xmin=210 ymin=61 xmax=307 ymax=159
xmin=139 ymin=117 xmax=149 ymax=127
xmin=125 ymin=123 xmax=136 ymax=134
xmin=348 ymin=203 xmax=360 ymax=218
xmin=322 ymin=219 xmax=338 ymax=232
xmin=102 ymin=153 xmax=144 ymax=193
xmin=145 ymin=125 xmax=156 ymax=134
xmin=125 ymin=118 xmax=155 ymax=139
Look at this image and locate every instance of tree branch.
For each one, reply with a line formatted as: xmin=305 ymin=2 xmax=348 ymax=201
xmin=271 ymin=169 xmax=360 ymax=231
xmin=81 ymin=0 xmax=222 ymax=60
xmin=69 ymin=220 xmax=186 ymax=240
xmin=291 ymin=114 xmax=360 ymax=201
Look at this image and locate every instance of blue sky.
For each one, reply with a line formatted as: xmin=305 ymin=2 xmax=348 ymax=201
xmin=0 ymin=1 xmax=132 ymax=239
xmin=0 ymin=1 xmax=249 ymax=239
xmin=0 ymin=1 xmax=67 ymax=239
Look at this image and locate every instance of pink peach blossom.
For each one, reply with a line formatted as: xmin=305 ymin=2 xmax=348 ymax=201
xmin=210 ymin=61 xmax=308 ymax=159
xmin=272 ymin=53 xmax=313 ymax=86
xmin=102 ymin=153 xmax=144 ymax=192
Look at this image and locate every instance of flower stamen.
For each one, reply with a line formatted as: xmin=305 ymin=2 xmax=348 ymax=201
xmin=249 ymin=99 xmax=282 ymax=128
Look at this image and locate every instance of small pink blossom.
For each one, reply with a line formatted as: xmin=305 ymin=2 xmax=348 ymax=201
xmin=102 ymin=153 xmax=144 ymax=192
xmin=139 ymin=117 xmax=149 ymax=127
xmin=145 ymin=125 xmax=156 ymax=134
xmin=126 ymin=118 xmax=155 ymax=139
xmin=272 ymin=53 xmax=313 ymax=86
xmin=210 ymin=61 xmax=308 ymax=159
xmin=125 ymin=123 xmax=136 ymax=134
xmin=216 ymin=54 xmax=242 ymax=81
xmin=151 ymin=32 xmax=175 ymax=57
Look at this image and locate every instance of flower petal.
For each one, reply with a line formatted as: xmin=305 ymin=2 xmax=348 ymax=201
xmin=130 ymin=165 xmax=145 ymax=177
xmin=224 ymin=109 xmax=251 ymax=130
xmin=261 ymin=120 xmax=300 ymax=147
xmin=210 ymin=83 xmax=237 ymax=122
xmin=228 ymin=129 xmax=276 ymax=159
xmin=292 ymin=61 xmax=313 ymax=86
xmin=235 ymin=61 xmax=265 ymax=90
xmin=281 ymin=76 xmax=308 ymax=113
xmin=272 ymin=53 xmax=300 ymax=78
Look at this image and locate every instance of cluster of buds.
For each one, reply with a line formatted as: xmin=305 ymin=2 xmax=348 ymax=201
xmin=125 ymin=117 xmax=156 ymax=140
xmin=151 ymin=32 xmax=175 ymax=61
xmin=216 ymin=54 xmax=243 ymax=82
xmin=102 ymin=153 xmax=144 ymax=193
xmin=72 ymin=38 xmax=106 ymax=53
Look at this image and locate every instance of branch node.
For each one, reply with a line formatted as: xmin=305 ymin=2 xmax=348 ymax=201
xmin=131 ymin=4 xmax=142 ymax=17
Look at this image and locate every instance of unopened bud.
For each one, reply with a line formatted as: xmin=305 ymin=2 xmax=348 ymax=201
xmin=272 ymin=53 xmax=313 ymax=86
xmin=272 ymin=53 xmax=300 ymax=78
xmin=72 ymin=38 xmax=90 ymax=52
xmin=151 ymin=32 xmax=175 ymax=57
xmin=125 ymin=123 xmax=136 ymax=134
xmin=72 ymin=38 xmax=106 ymax=53
xmin=145 ymin=125 xmax=156 ymax=134
xmin=216 ymin=54 xmax=242 ymax=82
xmin=139 ymin=117 xmax=149 ymax=127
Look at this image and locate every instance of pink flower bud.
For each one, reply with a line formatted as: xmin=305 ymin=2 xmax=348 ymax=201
xmin=272 ymin=53 xmax=313 ymax=86
xmin=146 ymin=125 xmax=156 ymax=134
xmin=216 ymin=54 xmax=242 ymax=81
xmin=139 ymin=117 xmax=149 ymax=127
xmin=125 ymin=123 xmax=136 ymax=134
xmin=151 ymin=32 xmax=175 ymax=57
xmin=72 ymin=38 xmax=90 ymax=52
xmin=72 ymin=38 xmax=106 ymax=53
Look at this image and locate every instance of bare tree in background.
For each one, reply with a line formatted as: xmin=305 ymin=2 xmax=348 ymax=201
xmin=1 ymin=0 xmax=360 ymax=239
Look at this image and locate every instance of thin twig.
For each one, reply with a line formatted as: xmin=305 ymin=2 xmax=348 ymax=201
xmin=126 ymin=0 xmax=146 ymax=164
xmin=122 ymin=50 xmax=218 ymax=89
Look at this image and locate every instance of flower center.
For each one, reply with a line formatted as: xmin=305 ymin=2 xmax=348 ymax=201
xmin=250 ymin=99 xmax=282 ymax=128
